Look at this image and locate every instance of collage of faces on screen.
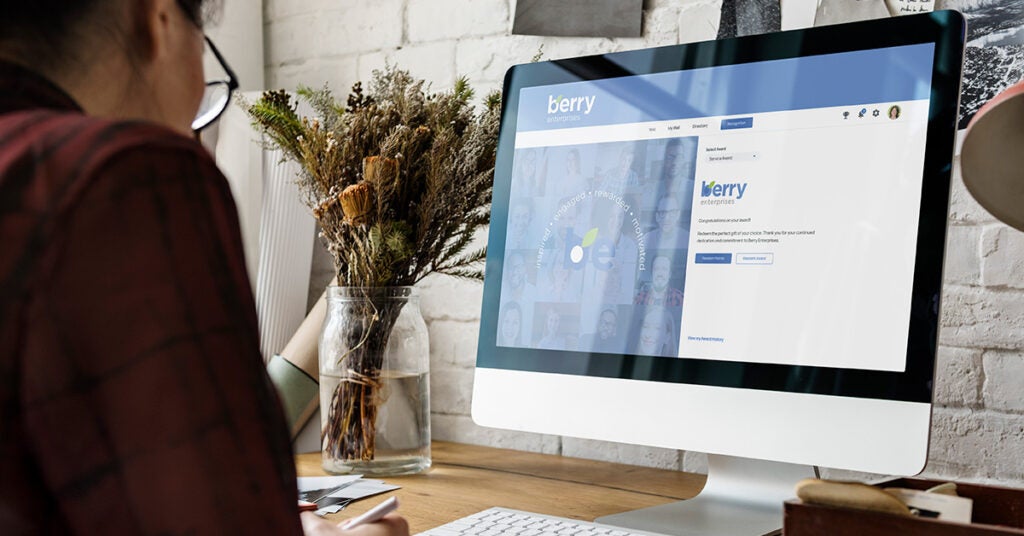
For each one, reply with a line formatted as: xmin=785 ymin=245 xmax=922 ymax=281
xmin=499 ymin=136 xmax=699 ymax=358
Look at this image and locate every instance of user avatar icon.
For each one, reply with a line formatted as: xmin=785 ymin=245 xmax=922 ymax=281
xmin=888 ymin=105 xmax=901 ymax=120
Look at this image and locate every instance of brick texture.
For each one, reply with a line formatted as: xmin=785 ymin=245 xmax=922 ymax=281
xmin=562 ymin=438 xmax=683 ymax=470
xmin=941 ymin=285 xmax=1024 ymax=350
xmin=934 ymin=346 xmax=984 ymax=408
xmin=983 ymin=351 xmax=1024 ymax=412
xmin=944 ymin=225 xmax=981 ymax=285
xmin=407 ymin=0 xmax=509 ymax=43
xmin=982 ymin=226 xmax=1024 ymax=289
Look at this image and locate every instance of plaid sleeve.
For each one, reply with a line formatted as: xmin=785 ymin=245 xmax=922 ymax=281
xmin=18 ymin=141 xmax=303 ymax=535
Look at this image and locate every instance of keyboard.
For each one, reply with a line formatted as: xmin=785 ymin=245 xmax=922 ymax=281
xmin=417 ymin=507 xmax=670 ymax=536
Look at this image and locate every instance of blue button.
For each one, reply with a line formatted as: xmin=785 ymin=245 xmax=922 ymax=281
xmin=720 ymin=117 xmax=754 ymax=130
xmin=695 ymin=253 xmax=733 ymax=264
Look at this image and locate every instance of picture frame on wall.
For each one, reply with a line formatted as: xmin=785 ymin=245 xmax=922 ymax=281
xmin=512 ymin=0 xmax=643 ymax=38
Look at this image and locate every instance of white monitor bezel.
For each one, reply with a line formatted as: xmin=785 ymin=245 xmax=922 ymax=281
xmin=473 ymin=368 xmax=932 ymax=475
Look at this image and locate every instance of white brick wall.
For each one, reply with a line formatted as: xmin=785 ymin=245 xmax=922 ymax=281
xmin=265 ymin=0 xmax=1024 ymax=485
xmin=982 ymin=226 xmax=1024 ymax=289
xmin=933 ymin=346 xmax=983 ymax=408
xmin=406 ymin=0 xmax=510 ymax=43
xmin=983 ymin=351 xmax=1024 ymax=412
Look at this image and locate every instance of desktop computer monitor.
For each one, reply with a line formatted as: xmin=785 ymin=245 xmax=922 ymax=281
xmin=473 ymin=10 xmax=965 ymax=536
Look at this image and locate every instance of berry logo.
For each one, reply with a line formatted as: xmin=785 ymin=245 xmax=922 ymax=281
xmin=548 ymin=94 xmax=596 ymax=115
xmin=701 ymin=180 xmax=748 ymax=199
xmin=569 ymin=228 xmax=600 ymax=264
xmin=562 ymin=227 xmax=615 ymax=271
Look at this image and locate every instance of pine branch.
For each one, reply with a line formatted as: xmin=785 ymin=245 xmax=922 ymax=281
xmin=435 ymin=268 xmax=485 ymax=281
xmin=240 ymin=91 xmax=305 ymax=162
xmin=485 ymin=90 xmax=502 ymax=111
xmin=444 ymin=246 xmax=488 ymax=271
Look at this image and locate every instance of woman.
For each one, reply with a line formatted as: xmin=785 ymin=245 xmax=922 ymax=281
xmin=498 ymin=302 xmax=523 ymax=346
xmin=536 ymin=308 xmax=564 ymax=350
xmin=0 ymin=1 xmax=407 ymax=535
xmin=551 ymin=147 xmax=584 ymax=200
xmin=635 ymin=308 xmax=675 ymax=356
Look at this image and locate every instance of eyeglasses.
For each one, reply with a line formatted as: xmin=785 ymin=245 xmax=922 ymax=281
xmin=193 ymin=35 xmax=239 ymax=132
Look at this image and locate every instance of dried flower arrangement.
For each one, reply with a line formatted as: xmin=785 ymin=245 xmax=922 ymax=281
xmin=244 ymin=67 xmax=500 ymax=464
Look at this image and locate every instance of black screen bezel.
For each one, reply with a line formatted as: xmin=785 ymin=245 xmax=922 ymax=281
xmin=477 ymin=11 xmax=965 ymax=404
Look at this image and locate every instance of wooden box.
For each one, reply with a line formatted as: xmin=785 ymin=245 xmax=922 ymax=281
xmin=784 ymin=478 xmax=1024 ymax=536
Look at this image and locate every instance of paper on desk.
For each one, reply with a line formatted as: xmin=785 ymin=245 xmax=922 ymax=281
xmin=298 ymin=475 xmax=363 ymax=494
xmin=315 ymin=504 xmax=347 ymax=516
xmin=298 ymin=475 xmax=399 ymax=503
xmin=327 ymin=479 xmax=400 ymax=500
xmin=300 ymin=476 xmax=401 ymax=517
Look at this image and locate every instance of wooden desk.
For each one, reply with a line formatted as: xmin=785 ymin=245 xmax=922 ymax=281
xmin=297 ymin=441 xmax=707 ymax=534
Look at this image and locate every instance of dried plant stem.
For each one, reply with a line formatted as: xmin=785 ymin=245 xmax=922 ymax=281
xmin=321 ymin=298 xmax=404 ymax=462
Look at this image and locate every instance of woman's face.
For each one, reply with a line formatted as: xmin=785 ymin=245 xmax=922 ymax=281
xmin=511 ymin=204 xmax=531 ymax=237
xmin=501 ymin=308 xmax=521 ymax=343
xmin=639 ymin=311 xmax=666 ymax=353
xmin=508 ymin=254 xmax=526 ymax=289
xmin=545 ymin=310 xmax=560 ymax=335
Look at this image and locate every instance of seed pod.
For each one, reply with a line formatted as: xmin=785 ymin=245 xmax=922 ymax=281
xmin=340 ymin=181 xmax=375 ymax=226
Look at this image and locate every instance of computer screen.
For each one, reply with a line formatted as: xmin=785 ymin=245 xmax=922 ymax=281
xmin=475 ymin=11 xmax=964 ymax=485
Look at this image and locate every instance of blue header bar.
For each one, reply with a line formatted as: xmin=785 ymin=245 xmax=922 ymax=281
xmin=517 ymin=43 xmax=934 ymax=132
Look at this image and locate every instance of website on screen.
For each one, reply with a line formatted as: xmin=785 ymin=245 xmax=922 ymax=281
xmin=496 ymin=44 xmax=934 ymax=372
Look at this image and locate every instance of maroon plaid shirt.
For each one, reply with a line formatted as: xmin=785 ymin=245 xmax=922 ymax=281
xmin=0 ymin=61 xmax=302 ymax=535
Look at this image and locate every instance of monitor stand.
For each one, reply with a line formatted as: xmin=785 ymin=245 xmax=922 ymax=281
xmin=595 ymin=454 xmax=818 ymax=536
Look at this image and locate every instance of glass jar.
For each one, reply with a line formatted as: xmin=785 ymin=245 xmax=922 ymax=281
xmin=318 ymin=286 xmax=431 ymax=476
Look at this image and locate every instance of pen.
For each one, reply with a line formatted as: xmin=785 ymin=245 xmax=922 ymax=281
xmin=340 ymin=496 xmax=399 ymax=530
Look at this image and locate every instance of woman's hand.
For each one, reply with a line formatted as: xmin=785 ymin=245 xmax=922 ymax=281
xmin=301 ymin=512 xmax=411 ymax=536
